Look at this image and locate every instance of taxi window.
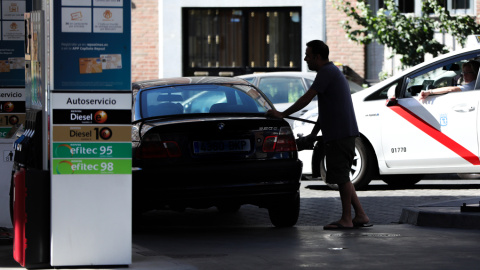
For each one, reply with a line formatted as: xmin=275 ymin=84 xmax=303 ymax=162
xmin=404 ymin=55 xmax=480 ymax=98
xmin=365 ymin=80 xmax=401 ymax=101
xmin=405 ymin=61 xmax=463 ymax=97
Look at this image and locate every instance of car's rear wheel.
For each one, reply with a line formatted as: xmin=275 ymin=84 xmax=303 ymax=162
xmin=381 ymin=174 xmax=423 ymax=188
xmin=319 ymin=137 xmax=375 ymax=190
xmin=268 ymin=193 xmax=300 ymax=227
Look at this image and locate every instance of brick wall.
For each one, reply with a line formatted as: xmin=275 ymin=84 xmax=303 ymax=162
xmin=326 ymin=0 xmax=366 ymax=84
xmin=477 ymin=0 xmax=480 ymax=23
xmin=131 ymin=0 xmax=159 ymax=82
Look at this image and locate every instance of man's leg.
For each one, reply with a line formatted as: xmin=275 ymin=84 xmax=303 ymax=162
xmin=324 ymin=137 xmax=369 ymax=229
xmin=344 ymin=182 xmax=369 ymax=225
xmin=337 ymin=181 xmax=354 ymax=227
xmin=333 ymin=181 xmax=369 ymax=227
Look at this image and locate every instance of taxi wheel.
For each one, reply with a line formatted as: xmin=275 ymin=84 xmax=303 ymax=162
xmin=381 ymin=175 xmax=423 ymax=188
xmin=320 ymin=137 xmax=375 ymax=190
xmin=268 ymin=193 xmax=300 ymax=227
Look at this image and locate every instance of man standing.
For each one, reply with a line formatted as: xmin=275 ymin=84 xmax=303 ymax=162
xmin=266 ymin=40 xmax=370 ymax=230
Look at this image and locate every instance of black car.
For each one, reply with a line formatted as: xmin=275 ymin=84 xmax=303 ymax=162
xmin=132 ymin=77 xmax=303 ymax=227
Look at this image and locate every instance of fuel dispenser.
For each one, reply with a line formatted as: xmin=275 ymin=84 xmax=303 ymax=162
xmin=9 ymin=0 xmax=132 ymax=267
xmin=12 ymin=110 xmax=50 ymax=268
xmin=0 ymin=0 xmax=31 ymax=230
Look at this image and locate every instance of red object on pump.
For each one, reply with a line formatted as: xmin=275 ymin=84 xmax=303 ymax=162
xmin=13 ymin=167 xmax=26 ymax=267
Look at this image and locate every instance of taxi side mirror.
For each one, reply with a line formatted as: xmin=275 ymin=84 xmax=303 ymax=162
xmin=385 ymin=97 xmax=398 ymax=107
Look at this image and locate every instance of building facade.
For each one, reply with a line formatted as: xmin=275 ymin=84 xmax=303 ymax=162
xmin=131 ymin=0 xmax=480 ymax=85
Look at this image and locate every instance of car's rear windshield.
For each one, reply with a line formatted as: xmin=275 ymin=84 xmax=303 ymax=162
xmin=140 ymin=84 xmax=271 ymax=118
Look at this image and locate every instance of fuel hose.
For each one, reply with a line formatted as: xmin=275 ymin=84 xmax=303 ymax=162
xmin=284 ymin=116 xmax=316 ymax=124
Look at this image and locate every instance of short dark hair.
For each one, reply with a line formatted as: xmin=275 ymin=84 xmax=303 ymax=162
xmin=306 ymin=40 xmax=329 ymax=60
xmin=464 ymin=60 xmax=480 ymax=75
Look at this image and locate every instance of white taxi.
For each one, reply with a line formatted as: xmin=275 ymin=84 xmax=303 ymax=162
xmin=294 ymin=36 xmax=480 ymax=189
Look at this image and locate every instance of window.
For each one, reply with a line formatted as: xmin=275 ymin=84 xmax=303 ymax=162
xmin=376 ymin=0 xmax=473 ymax=15
xmin=404 ymin=55 xmax=480 ymax=98
xmin=183 ymin=7 xmax=302 ymax=76
xmin=365 ymin=80 xmax=401 ymax=101
xmin=405 ymin=60 xmax=465 ymax=97
xmin=186 ymin=9 xmax=244 ymax=69
xmin=257 ymin=77 xmax=305 ymax=104
xmin=376 ymin=0 xmax=415 ymax=13
xmin=141 ymin=85 xmax=268 ymax=117
xmin=398 ymin=0 xmax=414 ymax=13
xmin=439 ymin=0 xmax=473 ymax=14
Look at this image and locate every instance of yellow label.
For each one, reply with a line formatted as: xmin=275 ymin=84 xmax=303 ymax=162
xmin=53 ymin=125 xmax=131 ymax=142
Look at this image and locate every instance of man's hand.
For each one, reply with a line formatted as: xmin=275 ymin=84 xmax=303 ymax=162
xmin=418 ymin=90 xmax=430 ymax=101
xmin=305 ymin=133 xmax=317 ymax=143
xmin=266 ymin=109 xmax=284 ymax=119
xmin=296 ymin=133 xmax=318 ymax=151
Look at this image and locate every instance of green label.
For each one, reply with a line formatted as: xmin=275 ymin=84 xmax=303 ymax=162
xmin=53 ymin=142 xmax=131 ymax=158
xmin=52 ymin=159 xmax=132 ymax=175
xmin=0 ymin=127 xmax=12 ymax=138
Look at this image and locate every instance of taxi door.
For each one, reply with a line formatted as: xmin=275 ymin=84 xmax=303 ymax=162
xmin=381 ymin=60 xmax=480 ymax=170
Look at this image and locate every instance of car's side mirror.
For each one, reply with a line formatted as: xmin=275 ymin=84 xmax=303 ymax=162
xmin=385 ymin=97 xmax=398 ymax=107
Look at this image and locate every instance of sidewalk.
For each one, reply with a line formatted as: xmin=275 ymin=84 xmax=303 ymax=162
xmin=400 ymin=197 xmax=480 ymax=229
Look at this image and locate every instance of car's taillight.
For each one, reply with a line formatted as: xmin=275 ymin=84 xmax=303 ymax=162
xmin=262 ymin=127 xmax=297 ymax=152
xmin=262 ymin=136 xmax=277 ymax=152
xmin=163 ymin=141 xmax=181 ymax=157
xmin=136 ymin=135 xmax=182 ymax=159
xmin=137 ymin=141 xmax=167 ymax=158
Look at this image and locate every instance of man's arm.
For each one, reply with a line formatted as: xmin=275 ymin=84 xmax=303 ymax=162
xmin=310 ymin=115 xmax=321 ymax=136
xmin=266 ymin=88 xmax=317 ymax=118
xmin=419 ymin=86 xmax=461 ymax=100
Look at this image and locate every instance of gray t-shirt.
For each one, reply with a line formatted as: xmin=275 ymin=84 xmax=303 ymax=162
xmin=310 ymin=62 xmax=359 ymax=142
xmin=459 ymin=80 xmax=475 ymax=91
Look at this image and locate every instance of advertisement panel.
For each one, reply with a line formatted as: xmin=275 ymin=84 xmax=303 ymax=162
xmin=52 ymin=0 xmax=131 ymax=91
xmin=0 ymin=0 xmax=32 ymax=87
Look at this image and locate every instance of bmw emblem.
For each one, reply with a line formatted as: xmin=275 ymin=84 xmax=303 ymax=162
xmin=218 ymin=123 xmax=225 ymax=130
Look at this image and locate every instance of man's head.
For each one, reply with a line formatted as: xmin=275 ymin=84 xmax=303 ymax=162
xmin=462 ymin=60 xmax=480 ymax=83
xmin=304 ymin=40 xmax=329 ymax=71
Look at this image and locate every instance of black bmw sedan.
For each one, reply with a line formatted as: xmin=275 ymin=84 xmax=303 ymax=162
xmin=132 ymin=77 xmax=302 ymax=227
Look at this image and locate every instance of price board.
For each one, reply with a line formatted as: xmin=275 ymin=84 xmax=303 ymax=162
xmin=51 ymin=92 xmax=131 ymax=175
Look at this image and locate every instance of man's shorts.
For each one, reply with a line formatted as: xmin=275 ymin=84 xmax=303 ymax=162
xmin=324 ymin=136 xmax=356 ymax=185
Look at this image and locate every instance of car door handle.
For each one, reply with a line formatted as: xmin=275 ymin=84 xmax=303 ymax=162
xmin=453 ymin=104 xmax=475 ymax=112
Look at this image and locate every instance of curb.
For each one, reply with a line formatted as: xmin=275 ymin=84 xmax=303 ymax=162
xmin=399 ymin=197 xmax=480 ymax=230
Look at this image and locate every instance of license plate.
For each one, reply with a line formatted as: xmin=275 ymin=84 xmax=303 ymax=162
xmin=193 ymin=139 xmax=250 ymax=154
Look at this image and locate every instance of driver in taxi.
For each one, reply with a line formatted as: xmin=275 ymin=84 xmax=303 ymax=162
xmin=419 ymin=60 xmax=480 ymax=101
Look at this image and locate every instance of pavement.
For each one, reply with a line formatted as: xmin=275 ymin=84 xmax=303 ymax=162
xmin=0 ymin=182 xmax=479 ymax=269
xmin=399 ymin=196 xmax=480 ymax=229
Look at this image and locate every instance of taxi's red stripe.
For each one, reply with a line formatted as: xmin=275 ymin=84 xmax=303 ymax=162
xmin=389 ymin=104 xmax=480 ymax=165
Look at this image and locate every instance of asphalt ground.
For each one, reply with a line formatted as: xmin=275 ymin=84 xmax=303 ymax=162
xmin=1 ymin=178 xmax=479 ymax=269
xmin=136 ymin=178 xmax=480 ymax=228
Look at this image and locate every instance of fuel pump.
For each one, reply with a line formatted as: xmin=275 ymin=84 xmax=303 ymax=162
xmin=11 ymin=0 xmax=133 ymax=267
